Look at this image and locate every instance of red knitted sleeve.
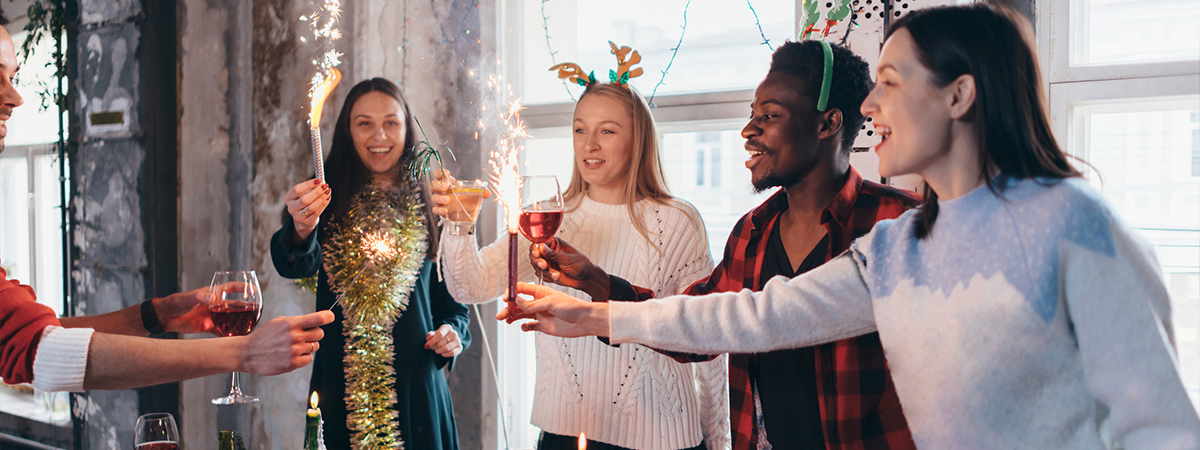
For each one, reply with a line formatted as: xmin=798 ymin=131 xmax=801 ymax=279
xmin=0 ymin=267 xmax=60 ymax=385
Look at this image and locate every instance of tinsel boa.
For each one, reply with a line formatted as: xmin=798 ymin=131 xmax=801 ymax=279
xmin=323 ymin=185 xmax=428 ymax=450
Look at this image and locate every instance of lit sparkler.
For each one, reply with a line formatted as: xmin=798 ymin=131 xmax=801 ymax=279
xmin=330 ymin=230 xmax=395 ymax=311
xmin=488 ymin=98 xmax=530 ymax=304
xmin=306 ymin=0 xmax=344 ymax=182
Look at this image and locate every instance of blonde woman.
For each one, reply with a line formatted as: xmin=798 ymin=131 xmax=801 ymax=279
xmin=432 ymin=83 xmax=730 ymax=450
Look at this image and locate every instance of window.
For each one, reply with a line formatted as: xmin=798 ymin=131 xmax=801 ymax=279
xmin=1042 ymin=0 xmax=1200 ymax=413
xmin=0 ymin=31 xmax=67 ymax=315
xmin=0 ymin=30 xmax=70 ymax=429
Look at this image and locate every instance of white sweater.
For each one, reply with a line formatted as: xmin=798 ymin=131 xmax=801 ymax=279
xmin=441 ymin=195 xmax=730 ymax=450
xmin=609 ymin=178 xmax=1200 ymax=450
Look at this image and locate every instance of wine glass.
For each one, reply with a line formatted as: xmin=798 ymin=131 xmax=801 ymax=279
xmin=134 ymin=413 xmax=179 ymax=450
xmin=519 ymin=175 xmax=564 ymax=285
xmin=208 ymin=270 xmax=263 ymax=404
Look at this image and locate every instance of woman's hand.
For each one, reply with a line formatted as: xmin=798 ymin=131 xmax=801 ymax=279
xmin=501 ymin=282 xmax=611 ymax=338
xmin=285 ymin=179 xmax=331 ymax=243
xmin=429 ymin=169 xmax=490 ymax=217
xmin=424 ymin=324 xmax=464 ymax=357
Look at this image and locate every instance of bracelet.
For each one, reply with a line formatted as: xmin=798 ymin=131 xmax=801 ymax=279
xmin=140 ymin=298 xmax=167 ymax=336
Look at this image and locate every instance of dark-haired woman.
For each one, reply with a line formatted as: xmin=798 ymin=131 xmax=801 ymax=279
xmin=509 ymin=4 xmax=1200 ymax=448
xmin=271 ymin=78 xmax=471 ymax=450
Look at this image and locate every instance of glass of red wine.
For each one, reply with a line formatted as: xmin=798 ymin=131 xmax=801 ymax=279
xmin=208 ymin=270 xmax=263 ymax=404
xmin=134 ymin=412 xmax=179 ymax=450
xmin=519 ymin=175 xmax=564 ymax=285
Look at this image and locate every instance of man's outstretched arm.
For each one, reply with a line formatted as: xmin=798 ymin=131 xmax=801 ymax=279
xmin=35 ymin=310 xmax=333 ymax=392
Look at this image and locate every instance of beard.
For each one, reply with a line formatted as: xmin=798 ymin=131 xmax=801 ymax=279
xmin=752 ymin=172 xmax=791 ymax=193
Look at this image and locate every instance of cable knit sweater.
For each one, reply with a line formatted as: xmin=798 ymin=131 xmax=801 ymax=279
xmin=441 ymin=195 xmax=730 ymax=450
xmin=609 ymin=178 xmax=1200 ymax=449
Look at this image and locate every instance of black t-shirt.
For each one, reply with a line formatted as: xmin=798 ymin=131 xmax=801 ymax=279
xmin=751 ymin=223 xmax=829 ymax=449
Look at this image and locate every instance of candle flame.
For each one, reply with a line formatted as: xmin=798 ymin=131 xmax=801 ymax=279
xmin=489 ymin=98 xmax=528 ymax=233
xmin=310 ymin=391 xmax=319 ymax=409
xmin=578 ymin=433 xmax=586 ymax=450
xmin=309 ymin=68 xmax=342 ymax=129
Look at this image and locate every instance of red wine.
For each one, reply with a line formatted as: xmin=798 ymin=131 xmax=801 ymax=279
xmin=136 ymin=441 xmax=179 ymax=450
xmin=518 ymin=210 xmax=563 ymax=244
xmin=210 ymin=302 xmax=261 ymax=337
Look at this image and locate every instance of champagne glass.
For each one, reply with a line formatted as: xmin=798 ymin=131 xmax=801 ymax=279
xmin=519 ymin=175 xmax=564 ymax=285
xmin=134 ymin=413 xmax=179 ymax=450
xmin=446 ymin=179 xmax=489 ymax=236
xmin=208 ymin=270 xmax=263 ymax=404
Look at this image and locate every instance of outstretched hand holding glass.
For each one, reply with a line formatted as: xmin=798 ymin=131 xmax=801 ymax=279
xmin=209 ymin=270 xmax=263 ymax=404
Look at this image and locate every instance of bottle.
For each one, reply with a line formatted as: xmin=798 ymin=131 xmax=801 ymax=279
xmin=218 ymin=431 xmax=236 ymax=450
xmin=217 ymin=431 xmax=246 ymax=450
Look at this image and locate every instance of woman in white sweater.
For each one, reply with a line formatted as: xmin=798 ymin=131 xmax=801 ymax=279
xmin=431 ymin=82 xmax=730 ymax=450
xmin=509 ymin=5 xmax=1200 ymax=450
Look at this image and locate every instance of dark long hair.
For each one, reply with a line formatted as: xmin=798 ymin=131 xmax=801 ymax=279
xmin=317 ymin=78 xmax=439 ymax=258
xmin=890 ymin=4 xmax=1081 ymax=239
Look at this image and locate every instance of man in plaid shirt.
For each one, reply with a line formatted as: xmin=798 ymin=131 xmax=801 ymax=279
xmin=530 ymin=41 xmax=919 ymax=449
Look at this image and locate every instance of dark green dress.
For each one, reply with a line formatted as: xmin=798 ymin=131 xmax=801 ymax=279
xmin=271 ymin=216 xmax=471 ymax=450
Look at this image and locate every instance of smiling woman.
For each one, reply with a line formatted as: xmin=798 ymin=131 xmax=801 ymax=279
xmin=434 ymin=80 xmax=727 ymax=450
xmin=270 ymin=78 xmax=472 ymax=450
xmin=350 ymin=91 xmax=407 ymax=177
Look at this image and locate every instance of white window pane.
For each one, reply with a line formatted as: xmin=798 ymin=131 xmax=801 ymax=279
xmin=523 ymin=132 xmax=575 ymax=179
xmin=1079 ymin=98 xmax=1200 ymax=412
xmin=1073 ymin=0 xmax=1200 ymax=66
xmin=0 ymin=155 xmax=31 ymax=284
xmin=9 ymin=32 xmax=64 ymax=146
xmin=34 ymin=152 xmax=64 ymax=316
xmin=662 ymin=129 xmax=775 ymax=262
xmin=522 ymin=0 xmax=793 ymax=105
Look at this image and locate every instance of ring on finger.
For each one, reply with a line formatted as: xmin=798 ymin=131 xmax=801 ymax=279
xmin=301 ymin=206 xmax=311 ymax=217
xmin=309 ymin=342 xmax=316 ymax=354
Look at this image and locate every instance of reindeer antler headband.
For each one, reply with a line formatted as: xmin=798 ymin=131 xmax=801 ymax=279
xmin=549 ymin=41 xmax=644 ymax=90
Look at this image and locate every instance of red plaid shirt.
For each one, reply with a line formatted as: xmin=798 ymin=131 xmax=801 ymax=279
xmin=613 ymin=168 xmax=919 ymax=450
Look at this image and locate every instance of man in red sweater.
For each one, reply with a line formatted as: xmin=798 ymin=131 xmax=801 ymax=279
xmin=0 ymin=18 xmax=333 ymax=392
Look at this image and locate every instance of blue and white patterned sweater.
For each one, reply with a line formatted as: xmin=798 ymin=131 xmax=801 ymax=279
xmin=610 ymin=177 xmax=1200 ymax=449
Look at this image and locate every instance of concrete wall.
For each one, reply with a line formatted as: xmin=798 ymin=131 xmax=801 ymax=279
xmin=177 ymin=0 xmax=503 ymax=448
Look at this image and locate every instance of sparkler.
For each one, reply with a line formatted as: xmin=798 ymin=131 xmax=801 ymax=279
xmin=329 ymin=230 xmax=397 ymax=311
xmin=305 ymin=0 xmax=344 ymax=181
xmin=488 ymin=98 xmax=530 ymax=304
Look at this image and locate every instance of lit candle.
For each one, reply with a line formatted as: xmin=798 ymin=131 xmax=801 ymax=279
xmin=305 ymin=392 xmax=323 ymax=450
xmin=578 ymin=432 xmax=587 ymax=450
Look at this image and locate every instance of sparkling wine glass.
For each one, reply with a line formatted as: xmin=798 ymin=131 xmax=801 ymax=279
xmin=519 ymin=175 xmax=564 ymax=285
xmin=134 ymin=413 xmax=179 ymax=450
xmin=446 ymin=179 xmax=489 ymax=236
xmin=208 ymin=270 xmax=263 ymax=404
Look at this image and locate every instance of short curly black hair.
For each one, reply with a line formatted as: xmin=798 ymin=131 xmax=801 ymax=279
xmin=769 ymin=40 xmax=873 ymax=152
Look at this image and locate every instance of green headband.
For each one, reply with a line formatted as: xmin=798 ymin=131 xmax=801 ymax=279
xmin=818 ymin=40 xmax=833 ymax=112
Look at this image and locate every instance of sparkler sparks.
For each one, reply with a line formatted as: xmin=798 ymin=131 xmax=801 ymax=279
xmin=362 ymin=230 xmax=399 ymax=263
xmin=306 ymin=0 xmax=344 ymax=181
xmin=489 ymin=98 xmax=529 ymax=233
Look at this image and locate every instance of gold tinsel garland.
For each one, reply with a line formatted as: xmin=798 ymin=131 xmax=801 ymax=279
xmin=323 ymin=185 xmax=428 ymax=450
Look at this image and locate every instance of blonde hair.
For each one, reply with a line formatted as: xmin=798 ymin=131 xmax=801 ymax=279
xmin=562 ymin=83 xmax=675 ymax=246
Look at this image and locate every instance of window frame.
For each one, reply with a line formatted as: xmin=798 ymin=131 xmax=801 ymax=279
xmin=1039 ymin=0 xmax=1200 ymax=414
